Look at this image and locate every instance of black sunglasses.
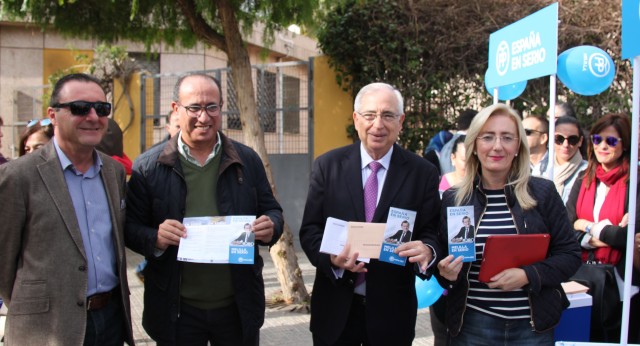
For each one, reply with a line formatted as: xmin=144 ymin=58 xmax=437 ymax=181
xmin=524 ymin=128 xmax=545 ymax=136
xmin=591 ymin=134 xmax=621 ymax=147
xmin=53 ymin=101 xmax=112 ymax=117
xmin=555 ymin=134 xmax=580 ymax=146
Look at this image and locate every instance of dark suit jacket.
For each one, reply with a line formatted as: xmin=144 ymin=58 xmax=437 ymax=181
xmin=452 ymin=225 xmax=475 ymax=240
xmin=0 ymin=142 xmax=133 ymax=345
xmin=386 ymin=230 xmax=413 ymax=243
xmin=299 ymin=143 xmax=441 ymax=346
xmin=233 ymin=232 xmax=255 ymax=245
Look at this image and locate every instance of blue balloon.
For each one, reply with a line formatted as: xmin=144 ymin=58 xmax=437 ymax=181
xmin=557 ymin=45 xmax=616 ymax=96
xmin=484 ymin=71 xmax=527 ymax=101
xmin=415 ymin=276 xmax=444 ymax=309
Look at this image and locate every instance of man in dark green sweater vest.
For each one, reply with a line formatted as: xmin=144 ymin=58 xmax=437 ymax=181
xmin=126 ymin=74 xmax=284 ymax=346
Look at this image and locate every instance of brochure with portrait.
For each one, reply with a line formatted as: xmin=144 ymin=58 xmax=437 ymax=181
xmin=446 ymin=206 xmax=476 ymax=262
xmin=177 ymin=215 xmax=256 ymax=265
xmin=379 ymin=207 xmax=417 ymax=266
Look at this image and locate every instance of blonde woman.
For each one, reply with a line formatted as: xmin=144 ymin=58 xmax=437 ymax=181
xmin=437 ymin=103 xmax=580 ymax=345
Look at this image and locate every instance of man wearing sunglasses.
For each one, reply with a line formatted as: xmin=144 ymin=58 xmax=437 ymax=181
xmin=0 ymin=73 xmax=134 ymax=345
xmin=522 ymin=114 xmax=551 ymax=177
xmin=125 ymin=73 xmax=283 ymax=345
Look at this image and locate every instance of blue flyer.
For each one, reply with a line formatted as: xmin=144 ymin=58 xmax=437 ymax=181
xmin=229 ymin=218 xmax=256 ymax=264
xmin=447 ymin=206 xmax=475 ymax=262
xmin=378 ymin=207 xmax=417 ymax=266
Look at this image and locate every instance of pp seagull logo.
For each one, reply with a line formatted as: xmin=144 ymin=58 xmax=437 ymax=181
xmin=496 ymin=41 xmax=510 ymax=76
xmin=588 ymin=52 xmax=610 ymax=78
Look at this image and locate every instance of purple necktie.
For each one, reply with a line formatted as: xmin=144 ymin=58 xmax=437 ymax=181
xmin=356 ymin=161 xmax=382 ymax=288
xmin=364 ymin=161 xmax=382 ymax=222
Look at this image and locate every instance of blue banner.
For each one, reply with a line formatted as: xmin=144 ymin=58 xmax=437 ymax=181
xmin=486 ymin=3 xmax=558 ymax=88
xmin=622 ymin=0 xmax=640 ymax=59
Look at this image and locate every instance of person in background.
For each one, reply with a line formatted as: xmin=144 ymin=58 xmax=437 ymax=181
xmin=423 ymin=129 xmax=453 ymax=176
xmin=522 ymin=114 xmax=550 ymax=177
xmin=437 ymin=103 xmax=580 ymax=345
xmin=547 ymin=101 xmax=576 ymax=120
xmin=553 ymin=116 xmax=587 ymax=204
xmin=439 ymin=135 xmax=466 ymax=196
xmin=166 ymin=109 xmax=181 ymax=138
xmin=299 ymin=82 xmax=441 ymax=346
xmin=19 ymin=118 xmax=54 ymax=156
xmin=0 ymin=73 xmax=133 ymax=345
xmin=548 ymin=101 xmax=587 ymax=157
xmin=439 ymin=109 xmax=478 ymax=174
xmin=125 ymin=73 xmax=283 ymax=345
xmin=566 ymin=113 xmax=640 ymax=343
xmin=96 ymin=118 xmax=132 ymax=175
xmin=0 ymin=116 xmax=8 ymax=164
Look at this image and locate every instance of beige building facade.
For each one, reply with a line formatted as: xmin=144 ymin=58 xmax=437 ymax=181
xmin=0 ymin=20 xmax=320 ymax=159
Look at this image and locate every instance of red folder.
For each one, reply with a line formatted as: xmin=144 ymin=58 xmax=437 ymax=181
xmin=478 ymin=234 xmax=550 ymax=283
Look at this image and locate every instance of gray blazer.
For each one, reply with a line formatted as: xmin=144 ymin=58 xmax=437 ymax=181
xmin=0 ymin=142 xmax=133 ymax=345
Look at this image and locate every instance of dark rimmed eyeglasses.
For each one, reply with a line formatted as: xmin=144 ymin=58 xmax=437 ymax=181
xmin=178 ymin=103 xmax=221 ymax=118
xmin=591 ymin=134 xmax=622 ymax=147
xmin=52 ymin=101 xmax=112 ymax=117
xmin=27 ymin=118 xmax=52 ymax=128
xmin=554 ymin=134 xmax=580 ymax=146
xmin=524 ymin=128 xmax=545 ymax=136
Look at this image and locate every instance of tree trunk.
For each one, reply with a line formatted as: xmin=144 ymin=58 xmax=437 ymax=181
xmin=214 ymin=0 xmax=310 ymax=305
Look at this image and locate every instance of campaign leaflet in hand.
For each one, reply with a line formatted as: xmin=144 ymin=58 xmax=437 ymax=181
xmin=447 ymin=206 xmax=475 ymax=262
xmin=177 ymin=215 xmax=256 ymax=265
xmin=378 ymin=207 xmax=417 ymax=266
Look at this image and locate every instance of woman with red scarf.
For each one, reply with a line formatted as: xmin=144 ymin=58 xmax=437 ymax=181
xmin=566 ymin=113 xmax=640 ymax=343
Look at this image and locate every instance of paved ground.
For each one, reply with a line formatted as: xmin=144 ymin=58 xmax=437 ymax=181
xmin=126 ymin=246 xmax=435 ymax=345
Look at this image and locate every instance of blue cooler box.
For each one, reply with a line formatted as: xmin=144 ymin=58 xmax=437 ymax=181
xmin=554 ymin=292 xmax=592 ymax=342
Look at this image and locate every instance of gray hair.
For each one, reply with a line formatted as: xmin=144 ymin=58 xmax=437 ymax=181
xmin=354 ymin=83 xmax=404 ymax=115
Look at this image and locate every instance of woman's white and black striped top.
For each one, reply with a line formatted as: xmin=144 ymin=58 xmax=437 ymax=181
xmin=466 ymin=189 xmax=531 ymax=320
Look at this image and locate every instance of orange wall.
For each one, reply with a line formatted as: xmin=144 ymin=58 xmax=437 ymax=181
xmin=312 ymin=56 xmax=353 ymax=158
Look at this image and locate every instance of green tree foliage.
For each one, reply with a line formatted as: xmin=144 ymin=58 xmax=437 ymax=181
xmin=318 ymin=0 xmax=631 ymax=152
xmin=1 ymin=0 xmax=314 ymax=50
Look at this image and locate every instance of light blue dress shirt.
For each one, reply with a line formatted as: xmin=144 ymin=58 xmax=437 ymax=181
xmin=54 ymin=139 xmax=118 ymax=297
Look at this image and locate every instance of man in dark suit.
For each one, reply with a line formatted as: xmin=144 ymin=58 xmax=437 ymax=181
xmin=451 ymin=216 xmax=475 ymax=242
xmin=232 ymin=223 xmax=256 ymax=246
xmin=0 ymin=73 xmax=133 ymax=345
xmin=385 ymin=220 xmax=413 ymax=244
xmin=299 ymin=82 xmax=441 ymax=346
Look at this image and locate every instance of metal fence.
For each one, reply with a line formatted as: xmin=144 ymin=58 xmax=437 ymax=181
xmin=139 ymin=61 xmax=312 ymax=155
xmin=9 ymin=85 xmax=50 ymax=158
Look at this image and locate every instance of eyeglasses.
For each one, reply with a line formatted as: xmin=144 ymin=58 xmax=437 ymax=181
xmin=52 ymin=101 xmax=112 ymax=117
xmin=591 ymin=134 xmax=622 ymax=147
xmin=27 ymin=118 xmax=52 ymax=128
xmin=476 ymin=134 xmax=518 ymax=145
xmin=524 ymin=128 xmax=545 ymax=136
xmin=178 ymin=103 xmax=221 ymax=118
xmin=357 ymin=112 xmax=399 ymax=122
xmin=555 ymin=134 xmax=580 ymax=146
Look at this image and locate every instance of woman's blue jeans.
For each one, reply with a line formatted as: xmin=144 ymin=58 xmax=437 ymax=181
xmin=449 ymin=308 xmax=554 ymax=346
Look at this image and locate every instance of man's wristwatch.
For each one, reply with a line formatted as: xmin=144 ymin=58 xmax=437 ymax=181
xmin=585 ymin=223 xmax=594 ymax=235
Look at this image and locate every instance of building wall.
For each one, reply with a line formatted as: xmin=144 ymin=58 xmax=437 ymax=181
xmin=312 ymin=56 xmax=354 ymax=158
xmin=0 ymin=21 xmax=319 ymax=159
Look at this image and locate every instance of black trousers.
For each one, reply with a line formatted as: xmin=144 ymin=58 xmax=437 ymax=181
xmin=160 ymin=302 xmax=258 ymax=346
